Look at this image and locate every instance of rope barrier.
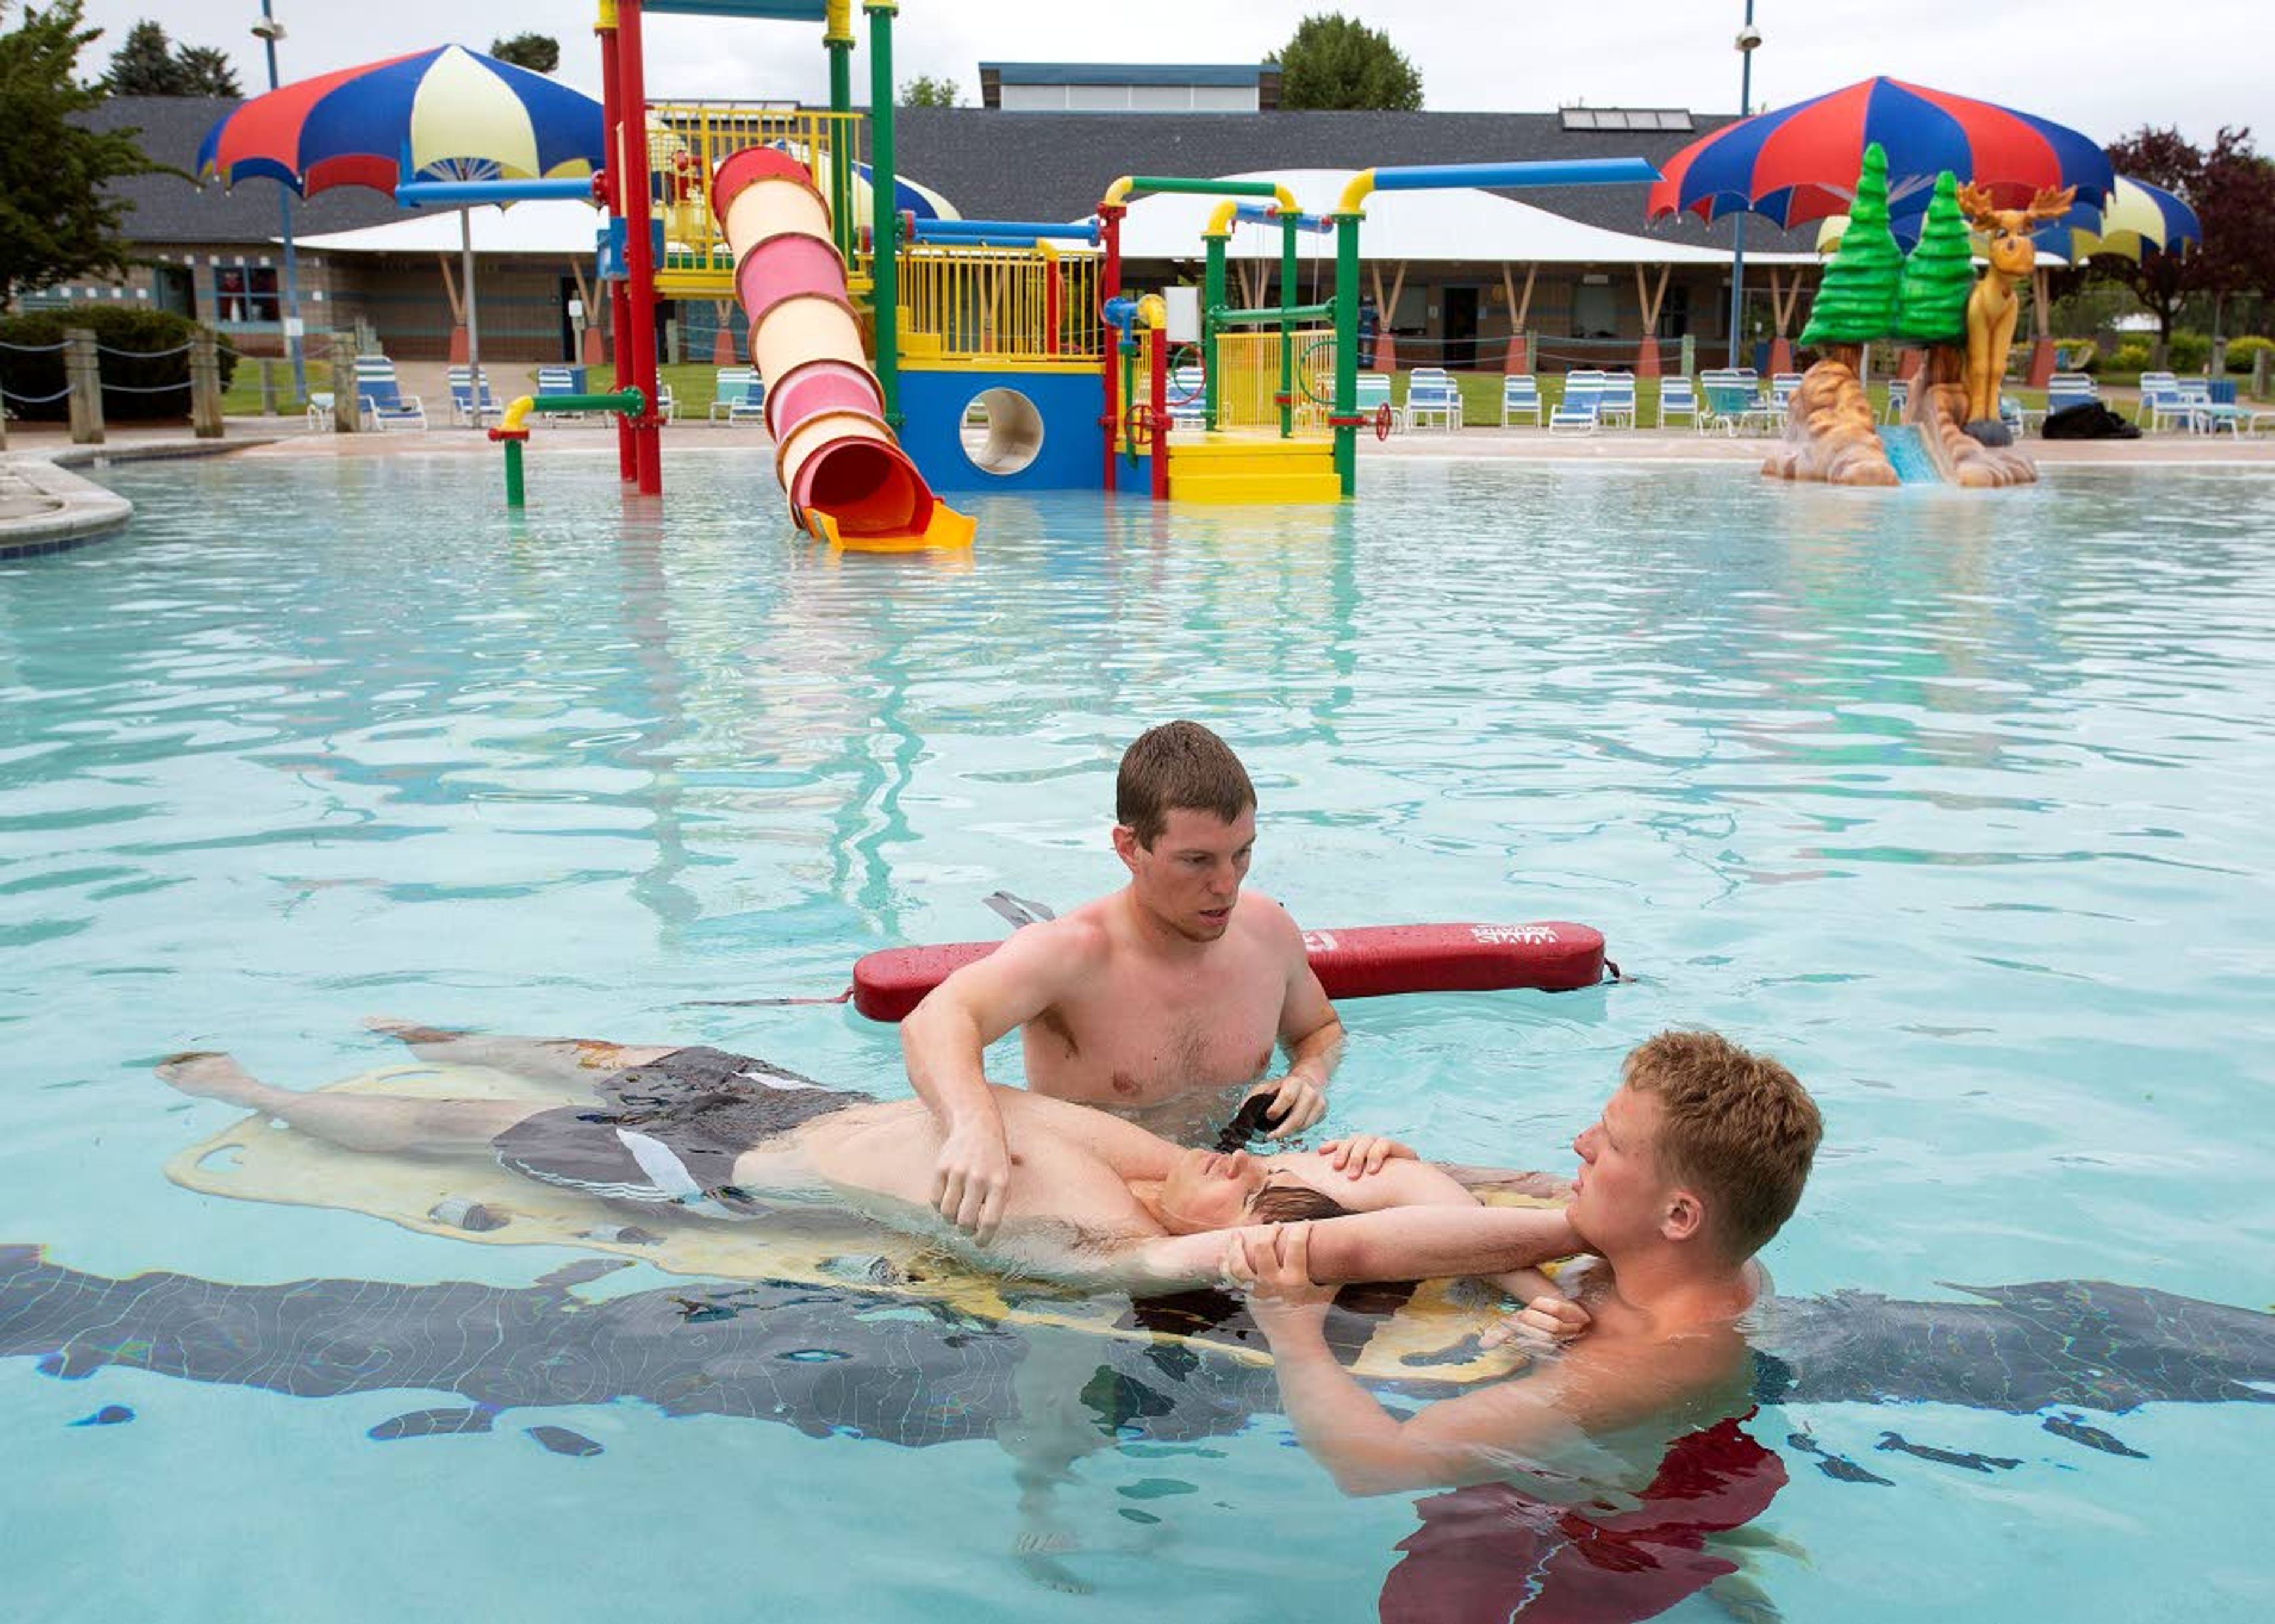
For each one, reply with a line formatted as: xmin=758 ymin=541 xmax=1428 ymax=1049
xmin=0 ymin=385 xmax=72 ymax=405
xmin=0 ymin=340 xmax=71 ymax=355
xmin=100 ymin=380 xmax=193 ymax=394
xmin=94 ymin=341 xmax=193 ymax=360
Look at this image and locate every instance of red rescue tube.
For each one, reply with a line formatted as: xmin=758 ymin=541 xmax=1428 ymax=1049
xmin=850 ymin=921 xmax=1607 ymax=1023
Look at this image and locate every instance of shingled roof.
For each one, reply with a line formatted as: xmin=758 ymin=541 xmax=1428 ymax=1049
xmin=888 ymin=107 xmax=1825 ymax=256
xmin=82 ymin=97 xmax=405 ymax=245
xmin=91 ymin=95 xmax=1822 ymax=261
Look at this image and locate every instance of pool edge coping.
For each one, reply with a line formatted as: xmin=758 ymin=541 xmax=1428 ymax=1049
xmin=1 ymin=440 xmax=280 ymax=558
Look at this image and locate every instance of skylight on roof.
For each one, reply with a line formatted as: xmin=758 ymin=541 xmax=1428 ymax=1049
xmin=1559 ymin=108 xmax=1694 ymax=133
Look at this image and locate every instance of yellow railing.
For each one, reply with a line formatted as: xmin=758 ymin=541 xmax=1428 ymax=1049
xmin=645 ymin=103 xmax=867 ymax=297
xmin=1213 ymin=328 xmax=1337 ymax=432
xmin=899 ymin=246 xmax=1106 ymax=365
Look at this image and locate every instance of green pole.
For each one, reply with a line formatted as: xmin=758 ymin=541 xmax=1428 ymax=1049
xmin=503 ymin=437 xmax=526 ymax=508
xmin=1334 ymin=213 xmax=1360 ymax=496
xmin=1279 ymin=211 xmax=1297 ymax=439
xmin=1203 ymin=231 xmax=1227 ymax=431
xmin=864 ymin=1 xmax=899 ymax=425
xmin=826 ymin=31 xmax=854 ymax=265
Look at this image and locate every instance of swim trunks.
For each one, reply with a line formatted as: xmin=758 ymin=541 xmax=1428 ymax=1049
xmin=1375 ymin=1412 xmax=1786 ymax=1624
xmin=491 ymin=1047 xmax=874 ymax=1219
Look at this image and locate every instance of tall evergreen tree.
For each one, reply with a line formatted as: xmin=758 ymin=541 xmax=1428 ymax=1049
xmin=1897 ymin=171 xmax=1975 ymax=346
xmin=100 ymin=18 xmax=238 ymax=95
xmin=1 ymin=2 xmax=164 ymax=306
xmin=1800 ymin=143 xmax=1904 ymax=349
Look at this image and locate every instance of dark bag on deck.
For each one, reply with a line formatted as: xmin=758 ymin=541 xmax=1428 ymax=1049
xmin=2043 ymin=401 xmax=2143 ymax=440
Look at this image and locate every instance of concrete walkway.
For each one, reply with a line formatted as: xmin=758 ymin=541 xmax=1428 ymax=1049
xmin=7 ymin=406 xmax=2273 ymax=555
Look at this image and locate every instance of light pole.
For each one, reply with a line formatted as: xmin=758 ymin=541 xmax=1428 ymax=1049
xmin=252 ymin=4 xmax=306 ymax=399
xmin=1726 ymin=4 xmax=1760 ymax=369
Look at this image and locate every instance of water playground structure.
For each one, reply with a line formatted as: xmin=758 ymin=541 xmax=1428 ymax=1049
xmin=1767 ymin=147 xmax=2094 ymax=489
xmin=494 ymin=0 xmax=1664 ymax=548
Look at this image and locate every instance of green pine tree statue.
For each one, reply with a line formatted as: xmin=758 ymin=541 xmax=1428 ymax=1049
xmin=1799 ymin=143 xmax=1904 ymax=352
xmin=1896 ymin=172 xmax=1975 ymax=348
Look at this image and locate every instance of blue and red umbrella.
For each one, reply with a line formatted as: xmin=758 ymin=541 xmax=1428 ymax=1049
xmin=1647 ymin=77 xmax=2115 ymax=231
xmin=198 ymin=45 xmax=608 ymax=399
xmin=198 ymin=44 xmax=605 ymax=197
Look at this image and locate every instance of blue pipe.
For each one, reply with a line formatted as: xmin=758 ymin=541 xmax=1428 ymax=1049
xmin=1370 ymin=159 xmax=1661 ymax=191
xmin=912 ymin=218 xmax=1101 ymax=244
xmin=1232 ymin=203 xmax=1333 ymax=233
xmin=395 ymin=178 xmax=598 ymax=207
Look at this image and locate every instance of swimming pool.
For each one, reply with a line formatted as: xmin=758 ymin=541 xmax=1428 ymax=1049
xmin=4 ymin=448 xmax=2271 ymax=1620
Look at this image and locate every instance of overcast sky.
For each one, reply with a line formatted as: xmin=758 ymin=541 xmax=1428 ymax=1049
xmin=76 ymin=0 xmax=2265 ymax=151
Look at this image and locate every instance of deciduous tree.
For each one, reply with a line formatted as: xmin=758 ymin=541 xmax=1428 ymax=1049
xmin=1270 ymin=13 xmax=1422 ymax=112
xmin=1 ymin=2 xmax=163 ymax=308
xmin=899 ymin=74 xmax=960 ymax=107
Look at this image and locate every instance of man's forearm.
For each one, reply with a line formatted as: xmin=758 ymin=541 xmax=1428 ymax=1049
xmin=1283 ymin=1016 xmax=1344 ymax=1088
xmin=1255 ymin=1313 xmax=1418 ymax=1495
xmin=1305 ymin=1203 xmax=1578 ymax=1285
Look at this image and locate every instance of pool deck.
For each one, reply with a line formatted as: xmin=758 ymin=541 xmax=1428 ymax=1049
xmin=6 ymin=409 xmax=2273 ymax=552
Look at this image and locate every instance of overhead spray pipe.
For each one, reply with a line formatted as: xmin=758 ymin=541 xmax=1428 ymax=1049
xmin=912 ymin=218 xmax=1101 ymax=244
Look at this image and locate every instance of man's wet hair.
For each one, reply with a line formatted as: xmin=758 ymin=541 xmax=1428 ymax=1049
xmin=1117 ymin=721 xmax=1255 ymax=849
xmin=1623 ymin=1030 xmax=1822 ymax=1260
xmin=1246 ymin=1180 xmax=1355 ymax=1226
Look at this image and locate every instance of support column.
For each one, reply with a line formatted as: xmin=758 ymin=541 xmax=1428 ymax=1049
xmin=65 ymin=328 xmax=104 ymax=445
xmin=1332 ymin=213 xmax=1360 ymax=496
xmin=596 ymin=0 xmax=635 ymax=482
xmin=615 ymin=0 xmax=664 ymax=493
xmin=865 ymin=1 xmax=902 ymax=426
xmin=329 ymin=333 xmax=358 ymax=434
xmin=190 ymin=332 xmax=224 ymax=439
xmin=825 ymin=0 xmax=856 ymax=265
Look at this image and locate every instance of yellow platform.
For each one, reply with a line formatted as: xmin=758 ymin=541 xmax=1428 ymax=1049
xmin=1165 ymin=434 xmax=1341 ymax=505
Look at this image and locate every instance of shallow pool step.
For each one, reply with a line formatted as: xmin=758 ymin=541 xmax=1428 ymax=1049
xmin=1165 ymin=436 xmax=1340 ymax=503
xmin=1168 ymin=468 xmax=1344 ymax=504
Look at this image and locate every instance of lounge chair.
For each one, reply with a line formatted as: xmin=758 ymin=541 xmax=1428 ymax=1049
xmin=655 ymin=381 xmax=677 ymax=425
xmin=2138 ymin=375 xmax=2199 ymax=432
xmin=1656 ymin=375 xmax=1699 ymax=429
xmin=1405 ymin=370 xmax=1460 ymax=430
xmin=535 ymin=366 xmax=584 ymax=421
xmin=709 ymin=368 xmax=764 ymax=424
xmin=306 ymin=390 xmax=336 ymax=432
xmin=2046 ymin=372 xmax=2100 ymax=417
xmin=1355 ymin=372 xmax=1406 ymax=432
xmin=1883 ymin=377 xmax=1909 ymax=423
xmin=1499 ymin=374 xmax=1543 ymax=427
xmin=447 ymin=366 xmax=504 ymax=428
xmin=1168 ymin=365 xmax=1208 ymax=429
xmin=1548 ymin=372 xmax=1603 ymax=435
xmin=353 ymin=357 xmax=426 ymax=432
xmin=1597 ymin=373 xmax=1638 ymax=428
xmin=1699 ymin=370 xmax=1765 ymax=435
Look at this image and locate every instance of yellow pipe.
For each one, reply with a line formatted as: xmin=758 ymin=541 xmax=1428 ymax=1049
xmin=1204 ymin=198 xmax=1239 ymax=239
xmin=1336 ymin=168 xmax=1378 ymax=216
xmin=1101 ymin=175 xmax=1135 ymax=208
xmin=824 ymin=0 xmax=853 ymax=44
xmin=1268 ymin=183 xmax=1298 ymax=213
xmin=1136 ymin=292 xmax=1167 ymax=330
xmin=500 ymin=394 xmax=538 ymax=432
xmin=595 ymin=0 xmax=617 ymax=28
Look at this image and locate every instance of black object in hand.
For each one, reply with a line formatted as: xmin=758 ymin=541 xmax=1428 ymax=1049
xmin=1213 ymin=1092 xmax=1286 ymax=1153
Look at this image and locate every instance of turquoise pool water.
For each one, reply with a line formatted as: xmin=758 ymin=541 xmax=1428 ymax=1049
xmin=4 ymin=448 xmax=2271 ymax=1620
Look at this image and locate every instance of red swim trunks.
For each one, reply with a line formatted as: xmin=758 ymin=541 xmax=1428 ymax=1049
xmin=1377 ymin=1413 xmax=1786 ymax=1624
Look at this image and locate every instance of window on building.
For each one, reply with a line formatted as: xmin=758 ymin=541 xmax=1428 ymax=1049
xmin=216 ymin=265 xmax=280 ymax=324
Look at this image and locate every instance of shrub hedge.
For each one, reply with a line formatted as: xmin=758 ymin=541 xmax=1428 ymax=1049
xmin=0 ymin=305 xmax=236 ymax=423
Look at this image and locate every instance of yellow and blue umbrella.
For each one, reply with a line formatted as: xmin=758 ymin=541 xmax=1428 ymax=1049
xmin=2029 ymin=174 xmax=2201 ymax=262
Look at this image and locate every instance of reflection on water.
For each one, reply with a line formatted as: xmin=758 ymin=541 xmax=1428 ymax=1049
xmin=3 ymin=454 xmax=2273 ymax=1622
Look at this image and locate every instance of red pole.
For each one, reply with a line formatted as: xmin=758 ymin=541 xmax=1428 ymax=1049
xmin=616 ymin=0 xmax=663 ymax=495
xmin=1099 ymin=204 xmax=1123 ymax=493
xmin=596 ymin=11 xmax=634 ymax=482
xmin=1149 ymin=325 xmax=1169 ymax=502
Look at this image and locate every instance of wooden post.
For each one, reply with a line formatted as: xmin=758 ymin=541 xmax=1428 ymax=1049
xmin=329 ymin=333 xmax=358 ymax=434
xmin=65 ymin=328 xmax=104 ymax=445
xmin=258 ymin=356 xmax=278 ymax=416
xmin=190 ymin=332 xmax=224 ymax=439
xmin=2253 ymin=346 xmax=2270 ymax=402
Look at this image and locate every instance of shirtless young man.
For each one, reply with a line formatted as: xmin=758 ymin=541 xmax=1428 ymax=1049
xmin=155 ymin=1023 xmax=1566 ymax=1297
xmin=1223 ymin=1030 xmax=1822 ymax=1494
xmin=902 ymin=721 xmax=1345 ymax=1243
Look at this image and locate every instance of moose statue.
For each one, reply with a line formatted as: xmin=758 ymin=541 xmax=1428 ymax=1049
xmin=1957 ymin=181 xmax=2077 ymax=430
